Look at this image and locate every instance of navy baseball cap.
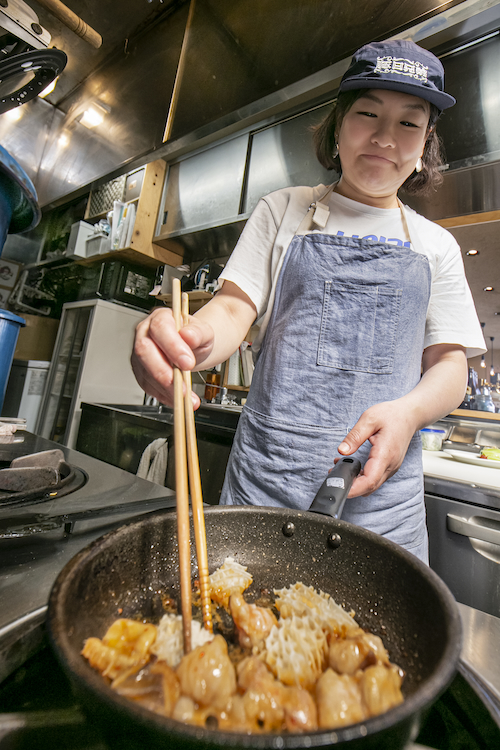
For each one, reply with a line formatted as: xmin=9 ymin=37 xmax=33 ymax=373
xmin=339 ymin=40 xmax=455 ymax=111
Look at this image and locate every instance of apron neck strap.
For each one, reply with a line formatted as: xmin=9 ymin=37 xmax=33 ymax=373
xmin=296 ymin=185 xmax=335 ymax=234
xmin=297 ymin=186 xmax=415 ymax=247
xmin=397 ymin=197 xmax=412 ymax=244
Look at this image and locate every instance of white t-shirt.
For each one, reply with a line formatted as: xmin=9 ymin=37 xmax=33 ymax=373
xmin=219 ymin=184 xmax=486 ymax=359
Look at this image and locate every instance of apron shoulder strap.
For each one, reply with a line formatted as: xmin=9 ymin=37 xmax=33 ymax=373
xmin=296 ymin=185 xmax=335 ymax=234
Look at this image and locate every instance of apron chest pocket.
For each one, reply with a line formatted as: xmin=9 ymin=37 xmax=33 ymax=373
xmin=318 ymin=281 xmax=402 ymax=374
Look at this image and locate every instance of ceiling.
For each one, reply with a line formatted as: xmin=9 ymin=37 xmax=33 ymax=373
xmin=0 ymin=0 xmax=468 ymax=207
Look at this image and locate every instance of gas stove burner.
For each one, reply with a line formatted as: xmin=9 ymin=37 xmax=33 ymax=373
xmin=0 ymin=448 xmax=87 ymax=507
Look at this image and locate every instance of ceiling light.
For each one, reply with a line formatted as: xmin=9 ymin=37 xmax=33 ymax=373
xmin=80 ymin=102 xmax=110 ymax=129
xmin=58 ymin=132 xmax=69 ymax=147
xmin=466 ymin=249 xmax=479 ymax=256
xmin=483 ymin=287 xmax=494 ymax=292
xmin=481 ymin=355 xmax=486 ymax=368
xmin=80 ymin=107 xmax=104 ymax=128
xmin=39 ymin=77 xmax=58 ymax=98
xmin=4 ymin=107 xmax=23 ymax=121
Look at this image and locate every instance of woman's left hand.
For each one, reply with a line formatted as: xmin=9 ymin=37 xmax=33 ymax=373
xmin=337 ymin=400 xmax=416 ymax=497
xmin=337 ymin=343 xmax=468 ymax=497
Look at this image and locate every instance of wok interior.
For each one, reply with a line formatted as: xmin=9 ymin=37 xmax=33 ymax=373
xmin=48 ymin=506 xmax=461 ymax=742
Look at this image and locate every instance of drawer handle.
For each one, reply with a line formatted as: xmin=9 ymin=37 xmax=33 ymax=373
xmin=447 ymin=514 xmax=500 ymax=546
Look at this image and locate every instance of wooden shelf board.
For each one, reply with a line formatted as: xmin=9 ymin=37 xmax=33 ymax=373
xmin=451 ymin=408 xmax=500 ymax=421
xmin=75 ymin=247 xmax=163 ymax=269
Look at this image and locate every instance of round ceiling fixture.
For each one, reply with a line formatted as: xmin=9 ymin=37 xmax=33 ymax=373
xmin=0 ymin=48 xmax=67 ymax=114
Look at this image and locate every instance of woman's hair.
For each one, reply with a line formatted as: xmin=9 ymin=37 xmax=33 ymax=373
xmin=313 ymin=89 xmax=445 ymax=196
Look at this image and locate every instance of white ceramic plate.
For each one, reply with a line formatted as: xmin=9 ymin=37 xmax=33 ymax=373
xmin=443 ymin=449 xmax=500 ymax=469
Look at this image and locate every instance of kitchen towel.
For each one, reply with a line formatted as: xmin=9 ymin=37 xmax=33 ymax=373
xmin=136 ymin=437 xmax=168 ymax=485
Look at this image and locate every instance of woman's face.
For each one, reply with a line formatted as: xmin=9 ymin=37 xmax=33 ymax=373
xmin=336 ymin=88 xmax=430 ymax=207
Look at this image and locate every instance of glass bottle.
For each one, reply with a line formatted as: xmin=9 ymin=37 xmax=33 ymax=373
xmin=204 ymin=368 xmax=220 ymax=402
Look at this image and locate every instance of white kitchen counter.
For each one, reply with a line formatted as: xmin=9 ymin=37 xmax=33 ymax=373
xmin=423 ymin=449 xmax=500 ymax=492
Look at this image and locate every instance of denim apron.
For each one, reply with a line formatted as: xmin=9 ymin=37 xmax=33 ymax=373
xmin=220 ymin=189 xmax=432 ymax=562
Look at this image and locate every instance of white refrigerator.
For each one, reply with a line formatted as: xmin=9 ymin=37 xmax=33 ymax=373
xmin=37 ymin=299 xmax=146 ymax=449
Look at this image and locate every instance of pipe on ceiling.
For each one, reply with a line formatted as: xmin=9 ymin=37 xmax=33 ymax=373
xmin=35 ymin=0 xmax=102 ymax=48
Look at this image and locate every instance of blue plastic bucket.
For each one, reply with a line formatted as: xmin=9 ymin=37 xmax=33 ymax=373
xmin=0 ymin=310 xmax=26 ymax=412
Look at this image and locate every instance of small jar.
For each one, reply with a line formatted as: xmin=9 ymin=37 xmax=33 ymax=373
xmin=420 ymin=428 xmax=446 ymax=451
xmin=204 ymin=368 xmax=220 ymax=401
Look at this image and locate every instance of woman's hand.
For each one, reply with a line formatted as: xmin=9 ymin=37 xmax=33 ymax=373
xmin=337 ymin=343 xmax=467 ymax=497
xmin=131 ymin=281 xmax=258 ymax=408
xmin=131 ymin=307 xmax=215 ymax=407
xmin=337 ymin=400 xmax=417 ymax=497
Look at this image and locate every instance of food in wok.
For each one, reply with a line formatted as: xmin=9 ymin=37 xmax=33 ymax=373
xmin=82 ymin=557 xmax=404 ymax=734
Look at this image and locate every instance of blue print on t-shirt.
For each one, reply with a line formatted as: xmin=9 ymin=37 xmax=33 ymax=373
xmin=336 ymin=230 xmax=410 ymax=247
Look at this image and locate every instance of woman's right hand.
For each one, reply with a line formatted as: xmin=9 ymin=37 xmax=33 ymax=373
xmin=131 ymin=307 xmax=216 ymax=407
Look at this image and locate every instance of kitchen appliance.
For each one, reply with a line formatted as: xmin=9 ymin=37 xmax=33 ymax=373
xmin=0 ymin=440 xmax=499 ymax=749
xmin=0 ymin=429 xmax=176 ymax=686
xmin=1 ymin=358 xmax=50 ymax=431
xmin=0 ymin=0 xmax=66 ymax=114
xmin=47 ymin=486 xmax=461 ymax=750
xmin=36 ymin=299 xmax=146 ymax=449
xmin=423 ymin=413 xmax=500 ymax=620
xmin=77 ymin=259 xmax=156 ymax=311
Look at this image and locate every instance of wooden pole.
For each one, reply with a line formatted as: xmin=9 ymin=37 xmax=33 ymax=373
xmin=35 ymin=0 xmax=102 ymax=48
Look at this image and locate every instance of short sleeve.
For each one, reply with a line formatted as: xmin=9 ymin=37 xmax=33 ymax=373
xmin=218 ymin=199 xmax=279 ymax=320
xmin=424 ymin=231 xmax=486 ymax=358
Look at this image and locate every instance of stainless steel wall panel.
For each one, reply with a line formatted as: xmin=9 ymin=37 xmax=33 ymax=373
xmin=407 ymin=160 xmax=500 ymax=219
xmin=244 ymin=105 xmax=336 ymax=214
xmin=159 ymin=134 xmax=248 ymax=235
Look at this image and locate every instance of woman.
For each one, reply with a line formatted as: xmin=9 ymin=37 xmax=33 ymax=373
xmin=132 ymin=40 xmax=485 ymax=562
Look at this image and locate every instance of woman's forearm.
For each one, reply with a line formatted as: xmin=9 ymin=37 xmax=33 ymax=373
xmin=191 ymin=282 xmax=258 ymax=370
xmin=399 ymin=344 xmax=468 ymax=432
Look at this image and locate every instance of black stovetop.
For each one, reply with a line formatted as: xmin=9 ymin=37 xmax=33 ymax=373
xmin=0 ymin=431 xmax=176 ymax=684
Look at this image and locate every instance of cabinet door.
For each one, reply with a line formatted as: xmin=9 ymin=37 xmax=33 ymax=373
xmin=37 ymin=306 xmax=92 ymax=442
xmin=425 ymin=493 xmax=500 ymax=618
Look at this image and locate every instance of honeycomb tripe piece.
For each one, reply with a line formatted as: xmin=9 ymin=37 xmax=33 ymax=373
xmin=208 ymin=557 xmax=253 ymax=609
xmin=151 ymin=614 xmax=214 ymax=668
xmin=274 ymin=582 xmax=358 ymax=636
xmin=264 ymin=613 xmax=327 ymax=689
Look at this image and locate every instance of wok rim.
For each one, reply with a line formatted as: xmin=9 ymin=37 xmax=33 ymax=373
xmin=47 ymin=506 xmax=463 ymax=748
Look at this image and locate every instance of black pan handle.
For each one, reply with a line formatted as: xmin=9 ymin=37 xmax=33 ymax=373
xmin=309 ymin=457 xmax=362 ymax=519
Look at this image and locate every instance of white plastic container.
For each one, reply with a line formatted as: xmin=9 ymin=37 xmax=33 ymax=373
xmin=420 ymin=428 xmax=446 ymax=451
xmin=85 ymin=233 xmax=111 ymax=256
xmin=65 ymin=221 xmax=95 ymax=258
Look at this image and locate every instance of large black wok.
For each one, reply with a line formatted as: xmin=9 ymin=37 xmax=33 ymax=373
xmin=47 ymin=460 xmax=461 ymax=750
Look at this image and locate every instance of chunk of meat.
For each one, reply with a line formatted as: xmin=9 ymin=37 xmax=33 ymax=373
xmin=359 ymin=664 xmax=404 ymax=716
xmin=151 ymin=660 xmax=181 ymax=715
xmin=328 ymin=628 xmax=389 ymax=675
xmin=235 ymin=656 xmax=317 ymax=734
xmin=316 ymin=668 xmax=366 ymax=729
xmin=82 ymin=618 xmax=157 ymax=685
xmin=282 ymin=686 xmax=318 ymax=733
xmin=237 ymin=656 xmax=285 ymax=732
xmin=229 ymin=593 xmax=277 ymax=652
xmin=176 ymin=634 xmax=237 ymax=710
xmin=112 ymin=661 xmax=180 ymax=716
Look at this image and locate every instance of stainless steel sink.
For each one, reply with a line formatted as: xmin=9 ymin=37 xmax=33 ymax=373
xmin=202 ymin=403 xmax=242 ymax=412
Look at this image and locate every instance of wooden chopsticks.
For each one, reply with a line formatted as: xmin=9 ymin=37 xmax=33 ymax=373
xmin=181 ymin=293 xmax=213 ymax=635
xmin=172 ymin=278 xmax=213 ymax=655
